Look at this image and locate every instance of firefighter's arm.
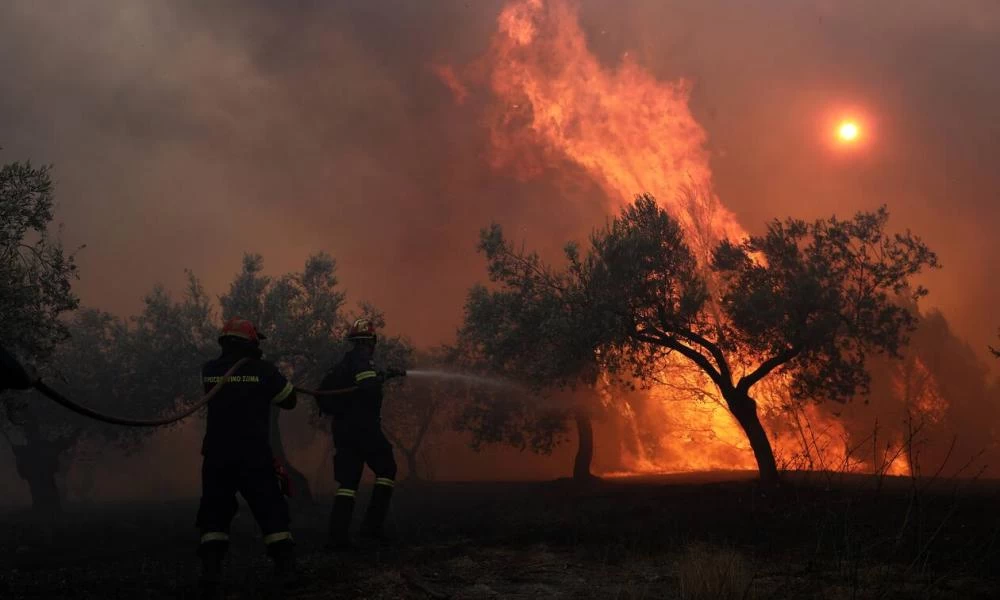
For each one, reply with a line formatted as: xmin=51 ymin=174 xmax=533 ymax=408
xmin=271 ymin=377 xmax=296 ymax=410
xmin=321 ymin=365 xmax=349 ymax=391
xmin=274 ymin=386 xmax=297 ymax=410
xmin=264 ymin=363 xmax=297 ymax=410
xmin=316 ymin=364 xmax=349 ymax=414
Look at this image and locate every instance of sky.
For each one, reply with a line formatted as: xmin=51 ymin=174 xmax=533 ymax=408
xmin=1 ymin=0 xmax=998 ymax=362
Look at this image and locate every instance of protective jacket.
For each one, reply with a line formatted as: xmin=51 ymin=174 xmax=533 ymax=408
xmin=200 ymin=345 xmax=295 ymax=457
xmin=317 ymin=347 xmax=384 ymax=428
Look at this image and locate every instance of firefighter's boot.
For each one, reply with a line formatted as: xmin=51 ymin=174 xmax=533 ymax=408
xmin=197 ymin=539 xmax=228 ymax=599
xmin=325 ymin=491 xmax=355 ymax=551
xmin=266 ymin=538 xmax=298 ymax=588
xmin=360 ymin=478 xmax=394 ymax=541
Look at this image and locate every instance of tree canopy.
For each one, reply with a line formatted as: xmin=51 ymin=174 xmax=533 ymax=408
xmin=466 ymin=195 xmax=939 ymax=484
xmin=458 ymin=227 xmax=625 ymax=479
xmin=0 ymin=161 xmax=79 ymax=361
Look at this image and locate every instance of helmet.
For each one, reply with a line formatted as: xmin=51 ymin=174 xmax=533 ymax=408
xmin=347 ymin=318 xmax=377 ymax=341
xmin=218 ymin=317 xmax=265 ymax=345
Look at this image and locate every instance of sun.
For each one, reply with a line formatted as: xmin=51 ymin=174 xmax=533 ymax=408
xmin=837 ymin=121 xmax=860 ymax=143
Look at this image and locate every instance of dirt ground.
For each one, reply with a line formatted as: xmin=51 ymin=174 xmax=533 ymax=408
xmin=1 ymin=472 xmax=998 ymax=599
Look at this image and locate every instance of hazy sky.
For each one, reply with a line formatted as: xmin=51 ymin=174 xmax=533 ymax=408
xmin=2 ymin=0 xmax=998 ymax=361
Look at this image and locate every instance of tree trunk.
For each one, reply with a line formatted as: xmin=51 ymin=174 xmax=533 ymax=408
xmin=269 ymin=408 xmax=313 ymax=503
xmin=573 ymin=408 xmax=595 ymax=481
xmin=724 ymin=390 xmax=779 ymax=486
xmin=403 ymin=448 xmax=421 ymax=481
xmin=8 ymin=407 xmax=68 ymax=515
xmin=11 ymin=440 xmax=62 ymax=515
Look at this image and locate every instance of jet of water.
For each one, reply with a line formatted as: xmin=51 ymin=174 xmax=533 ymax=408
xmin=405 ymin=371 xmax=581 ymax=411
xmin=406 ymin=369 xmax=525 ymax=391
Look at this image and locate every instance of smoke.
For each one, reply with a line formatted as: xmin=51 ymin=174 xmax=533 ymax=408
xmin=2 ymin=0 xmax=998 ymax=351
xmin=1 ymin=0 xmax=999 ymax=499
xmin=0 ymin=0 xmax=607 ymax=350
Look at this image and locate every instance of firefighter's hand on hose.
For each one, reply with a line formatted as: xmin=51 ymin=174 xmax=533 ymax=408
xmin=273 ymin=458 xmax=295 ymax=498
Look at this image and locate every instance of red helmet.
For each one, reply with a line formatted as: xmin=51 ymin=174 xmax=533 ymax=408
xmin=347 ymin=318 xmax=377 ymax=341
xmin=219 ymin=317 xmax=265 ymax=344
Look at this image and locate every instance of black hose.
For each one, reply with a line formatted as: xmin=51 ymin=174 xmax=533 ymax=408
xmin=30 ymin=358 xmax=252 ymax=427
xmin=294 ymin=385 xmax=357 ymax=397
xmin=28 ymin=366 xmax=403 ymax=427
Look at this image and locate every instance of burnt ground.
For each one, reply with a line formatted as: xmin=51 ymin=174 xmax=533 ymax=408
xmin=1 ymin=472 xmax=998 ymax=599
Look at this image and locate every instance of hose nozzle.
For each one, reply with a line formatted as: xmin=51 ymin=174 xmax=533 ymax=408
xmin=385 ymin=368 xmax=407 ymax=380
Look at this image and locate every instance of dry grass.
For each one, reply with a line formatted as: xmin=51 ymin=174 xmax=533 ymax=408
xmin=677 ymin=542 xmax=754 ymax=600
xmin=3 ymin=477 xmax=998 ymax=598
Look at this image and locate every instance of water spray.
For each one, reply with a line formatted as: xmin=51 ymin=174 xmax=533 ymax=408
xmin=406 ymin=369 xmax=525 ymax=391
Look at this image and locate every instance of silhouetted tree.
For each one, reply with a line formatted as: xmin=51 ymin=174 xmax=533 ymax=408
xmin=0 ymin=160 xmax=80 ymax=513
xmin=381 ymin=349 xmax=451 ymax=481
xmin=0 ymin=161 xmax=79 ymax=358
xmin=471 ymin=196 xmax=938 ymax=485
xmin=458 ymin=224 xmax=626 ymax=481
xmin=451 ymin=379 xmax=574 ymax=468
xmin=2 ymin=274 xmax=216 ymax=512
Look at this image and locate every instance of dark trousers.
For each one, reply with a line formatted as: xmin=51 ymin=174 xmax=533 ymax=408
xmin=333 ymin=427 xmax=397 ymax=490
xmin=328 ymin=425 xmax=397 ymax=541
xmin=196 ymin=452 xmax=291 ymax=547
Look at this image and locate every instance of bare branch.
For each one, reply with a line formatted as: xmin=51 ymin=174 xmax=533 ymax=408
xmin=633 ymin=330 xmax=725 ymax=390
xmin=736 ymin=344 xmax=802 ymax=394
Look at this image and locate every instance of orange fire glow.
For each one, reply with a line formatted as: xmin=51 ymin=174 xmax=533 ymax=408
xmin=432 ymin=64 xmax=469 ymax=106
xmin=489 ymin=0 xmax=746 ymax=259
xmin=894 ymin=356 xmax=948 ymax=425
xmin=456 ymin=0 xmax=942 ymax=478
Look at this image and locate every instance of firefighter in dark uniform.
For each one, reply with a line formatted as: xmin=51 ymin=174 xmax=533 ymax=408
xmin=1 ymin=343 xmax=35 ymax=393
xmin=196 ymin=317 xmax=298 ymax=594
xmin=319 ymin=318 xmax=402 ymax=548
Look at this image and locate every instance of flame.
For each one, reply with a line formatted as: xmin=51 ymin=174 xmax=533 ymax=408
xmin=489 ymin=0 xmax=745 ymax=258
xmin=456 ymin=0 xmax=948 ymax=478
xmin=894 ymin=356 xmax=947 ymax=425
xmin=432 ymin=64 xmax=469 ymax=106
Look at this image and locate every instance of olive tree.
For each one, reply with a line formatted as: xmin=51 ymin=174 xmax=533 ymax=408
xmin=470 ymin=195 xmax=938 ymax=485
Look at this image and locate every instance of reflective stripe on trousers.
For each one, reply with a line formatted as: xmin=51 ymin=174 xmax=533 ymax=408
xmin=263 ymin=531 xmax=293 ymax=545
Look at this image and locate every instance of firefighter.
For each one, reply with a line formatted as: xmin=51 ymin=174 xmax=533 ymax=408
xmin=196 ymin=317 xmax=298 ymax=595
xmin=319 ymin=318 xmax=403 ymax=549
xmin=1 ymin=343 xmax=36 ymax=393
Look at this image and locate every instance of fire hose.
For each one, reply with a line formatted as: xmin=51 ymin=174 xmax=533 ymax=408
xmin=27 ymin=360 xmax=405 ymax=428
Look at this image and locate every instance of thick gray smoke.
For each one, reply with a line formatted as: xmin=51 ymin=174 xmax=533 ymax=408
xmin=1 ymin=1 xmax=998 ymax=501
xmin=2 ymin=0 xmax=998 ymax=352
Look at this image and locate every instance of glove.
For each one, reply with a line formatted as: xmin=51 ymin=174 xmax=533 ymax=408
xmin=384 ymin=368 xmax=407 ymax=380
xmin=273 ymin=458 xmax=295 ymax=498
